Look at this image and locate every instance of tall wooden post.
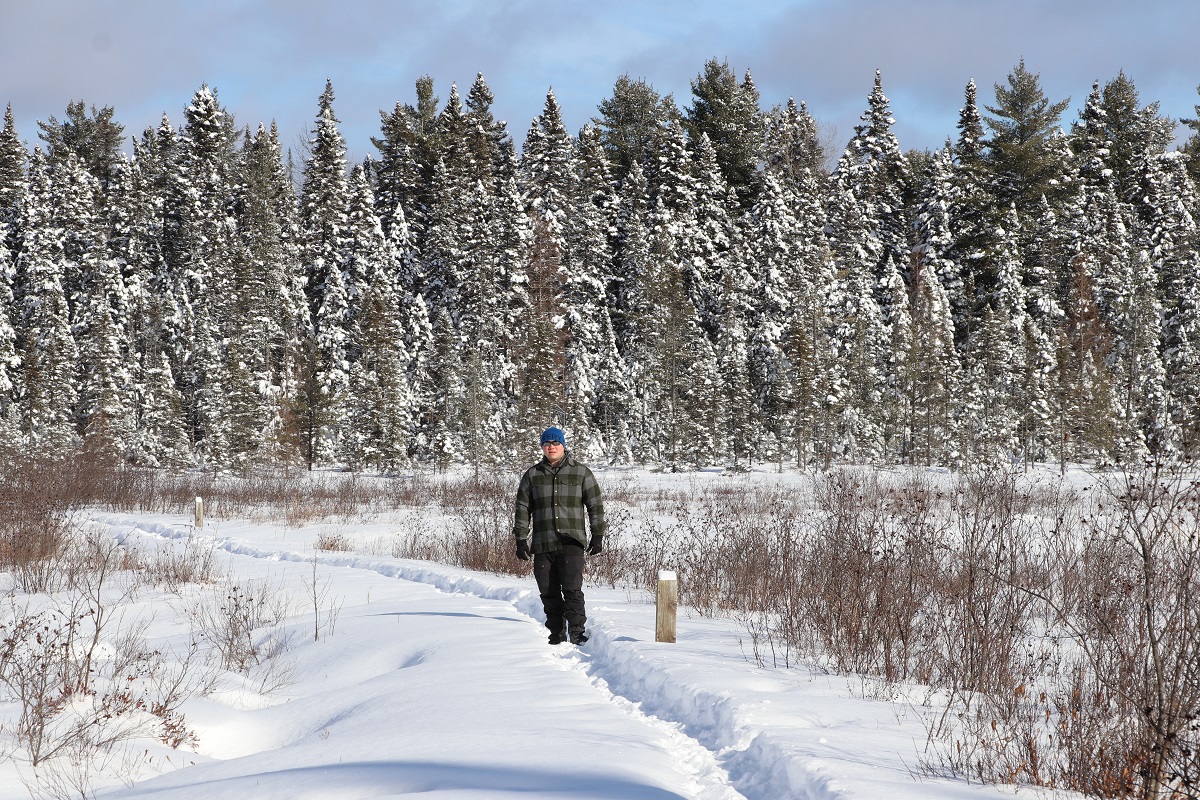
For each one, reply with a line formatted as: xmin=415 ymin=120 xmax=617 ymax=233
xmin=656 ymin=569 xmax=677 ymax=643
xmin=195 ymin=497 xmax=204 ymax=529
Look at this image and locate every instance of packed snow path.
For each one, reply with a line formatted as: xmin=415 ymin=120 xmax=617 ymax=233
xmin=84 ymin=513 xmax=1029 ymax=800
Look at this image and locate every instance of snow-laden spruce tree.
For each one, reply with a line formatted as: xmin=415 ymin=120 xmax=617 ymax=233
xmin=1139 ymin=151 xmax=1200 ymax=458
xmin=831 ymin=71 xmax=915 ymax=462
xmin=110 ymin=121 xmax=187 ymax=466
xmin=0 ymin=216 xmax=18 ymax=439
xmin=762 ymin=97 xmax=825 ymax=195
xmin=372 ymin=99 xmax=424 ymax=242
xmin=158 ymin=85 xmax=241 ymax=467
xmin=231 ymin=122 xmax=310 ymax=466
xmin=557 ymin=125 xmax=619 ymax=461
xmin=483 ymin=155 xmax=533 ymax=463
xmin=961 ymin=207 xmax=1030 ymax=461
xmin=464 ymin=72 xmax=511 ymax=190
xmin=13 ymin=147 xmax=79 ymax=453
xmin=909 ymin=147 xmax=964 ymax=466
xmin=516 ymin=89 xmax=576 ymax=446
xmin=686 ymin=132 xmax=736 ymax=341
xmin=41 ymin=150 xmax=133 ymax=460
xmin=743 ymin=171 xmax=794 ymax=464
xmin=610 ymin=160 xmax=654 ymax=458
xmin=299 ymin=80 xmax=352 ymax=466
xmin=340 ymin=164 xmax=412 ymax=471
xmin=0 ymin=104 xmax=26 ymax=218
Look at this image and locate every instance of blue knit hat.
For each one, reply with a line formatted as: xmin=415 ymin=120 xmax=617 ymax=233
xmin=540 ymin=427 xmax=566 ymax=446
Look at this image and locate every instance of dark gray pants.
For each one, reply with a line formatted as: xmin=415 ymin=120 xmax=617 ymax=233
xmin=533 ymin=545 xmax=586 ymax=635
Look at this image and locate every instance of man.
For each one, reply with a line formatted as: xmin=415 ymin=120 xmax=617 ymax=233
xmin=512 ymin=426 xmax=605 ymax=645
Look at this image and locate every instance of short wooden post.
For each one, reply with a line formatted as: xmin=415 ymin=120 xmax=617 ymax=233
xmin=194 ymin=497 xmax=204 ymax=529
xmin=656 ymin=569 xmax=677 ymax=643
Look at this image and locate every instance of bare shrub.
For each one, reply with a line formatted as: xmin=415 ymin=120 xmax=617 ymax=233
xmin=1055 ymin=468 xmax=1200 ymax=797
xmin=0 ymin=483 xmax=74 ymax=593
xmin=0 ymin=601 xmax=199 ymax=774
xmin=188 ymin=578 xmax=294 ymax=673
xmin=314 ymin=529 xmax=355 ymax=552
xmin=305 ymin=554 xmax=343 ymax=642
xmin=390 ymin=471 xmax=528 ymax=575
xmin=135 ymin=535 xmax=221 ymax=593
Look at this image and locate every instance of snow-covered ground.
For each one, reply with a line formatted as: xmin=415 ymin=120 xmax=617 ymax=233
xmin=0 ymin=469 xmax=1088 ymax=800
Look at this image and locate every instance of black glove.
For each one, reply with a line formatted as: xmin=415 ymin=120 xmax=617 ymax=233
xmin=586 ymin=535 xmax=603 ymax=555
xmin=515 ymin=539 xmax=531 ymax=561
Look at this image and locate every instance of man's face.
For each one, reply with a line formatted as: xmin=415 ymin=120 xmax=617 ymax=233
xmin=542 ymin=441 xmax=564 ymax=463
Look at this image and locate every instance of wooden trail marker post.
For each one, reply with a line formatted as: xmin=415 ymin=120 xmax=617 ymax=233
xmin=194 ymin=497 xmax=204 ymax=529
xmin=656 ymin=569 xmax=677 ymax=643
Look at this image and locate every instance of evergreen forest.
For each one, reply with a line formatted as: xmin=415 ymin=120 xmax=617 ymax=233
xmin=2 ymin=59 xmax=1200 ymax=473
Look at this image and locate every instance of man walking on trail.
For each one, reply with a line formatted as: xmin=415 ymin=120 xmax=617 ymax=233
xmin=513 ymin=426 xmax=606 ymax=645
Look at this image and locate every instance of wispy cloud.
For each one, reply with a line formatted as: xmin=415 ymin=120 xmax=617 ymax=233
xmin=1 ymin=0 xmax=1196 ymax=160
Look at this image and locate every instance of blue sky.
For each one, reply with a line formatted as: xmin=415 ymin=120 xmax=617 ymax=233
xmin=2 ymin=0 xmax=1198 ymax=165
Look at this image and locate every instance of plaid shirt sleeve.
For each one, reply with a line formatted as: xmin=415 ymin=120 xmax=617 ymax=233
xmin=582 ymin=467 xmax=606 ymax=538
xmin=512 ymin=469 xmax=532 ymax=539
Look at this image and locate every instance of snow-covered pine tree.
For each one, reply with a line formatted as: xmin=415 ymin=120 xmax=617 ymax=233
xmin=594 ymin=74 xmax=678 ymax=183
xmin=238 ymin=122 xmax=310 ymax=464
xmin=515 ymin=89 xmax=576 ymax=446
xmin=686 ymin=132 xmax=736 ymax=340
xmin=464 ymin=72 xmax=511 ymax=189
xmin=481 ymin=158 xmax=532 ymax=462
xmin=299 ymin=80 xmax=352 ymax=466
xmin=834 ymin=72 xmax=915 ymax=460
xmin=341 ymin=164 xmax=412 ymax=471
xmin=1071 ymin=72 xmax=1176 ymax=213
xmin=13 ymin=147 xmax=79 ymax=453
xmin=908 ymin=243 xmax=961 ymax=466
xmin=607 ymin=160 xmax=654 ymax=458
xmin=610 ymin=158 xmax=650 ymax=350
xmin=984 ymin=59 xmax=1072 ymax=213
xmin=46 ymin=149 xmax=134 ymax=459
xmin=743 ymin=172 xmax=794 ymax=464
xmin=763 ymin=97 xmax=825 ymax=193
xmin=558 ymin=125 xmax=619 ymax=460
xmin=186 ymin=88 xmax=240 ymax=466
xmin=0 ymin=108 xmax=25 ymax=440
xmin=1112 ymin=247 xmax=1171 ymax=461
xmin=1139 ymin=151 xmax=1200 ymax=457
xmin=116 ymin=122 xmax=191 ymax=467
xmin=641 ymin=213 xmax=718 ymax=471
xmin=677 ymin=320 xmax=722 ymax=469
xmin=0 ymin=104 xmax=26 ymax=222
xmin=822 ymin=172 xmax=889 ymax=463
xmin=71 ymin=196 xmax=134 ymax=460
xmin=944 ymin=80 xmax=1000 ymax=349
xmin=0 ymin=213 xmax=18 ymax=436
xmin=421 ymin=83 xmax=483 ymax=335
xmin=909 ymin=147 xmax=964 ymax=465
xmin=372 ymin=101 xmax=425 ymax=241
xmin=683 ymin=59 xmax=764 ymax=207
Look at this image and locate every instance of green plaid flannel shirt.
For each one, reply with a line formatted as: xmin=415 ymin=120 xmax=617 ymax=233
xmin=512 ymin=453 xmax=606 ymax=553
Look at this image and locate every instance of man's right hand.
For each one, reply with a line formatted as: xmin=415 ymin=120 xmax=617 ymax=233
xmin=515 ymin=539 xmax=531 ymax=561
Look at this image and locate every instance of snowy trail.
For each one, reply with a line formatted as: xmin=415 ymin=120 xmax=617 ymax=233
xmin=94 ymin=513 xmax=843 ymax=800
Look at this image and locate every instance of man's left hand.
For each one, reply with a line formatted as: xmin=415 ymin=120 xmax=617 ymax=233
xmin=586 ymin=535 xmax=603 ymax=555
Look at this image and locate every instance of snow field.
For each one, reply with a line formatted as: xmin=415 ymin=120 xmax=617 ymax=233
xmin=36 ymin=509 xmax=1077 ymax=800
